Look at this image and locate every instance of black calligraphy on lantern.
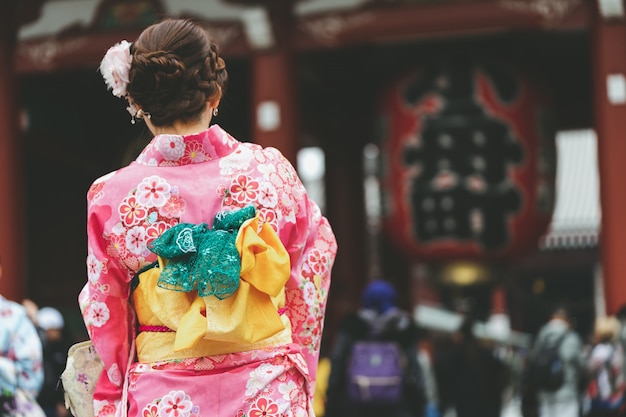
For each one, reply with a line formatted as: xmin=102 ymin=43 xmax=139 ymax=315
xmin=403 ymin=60 xmax=524 ymax=251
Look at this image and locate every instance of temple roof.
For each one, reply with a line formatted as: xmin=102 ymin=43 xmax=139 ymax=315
xmin=15 ymin=0 xmax=590 ymax=73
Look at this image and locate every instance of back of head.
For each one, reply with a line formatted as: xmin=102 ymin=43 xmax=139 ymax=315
xmin=361 ymin=280 xmax=397 ymax=315
xmin=127 ymin=18 xmax=228 ymax=126
xmin=551 ymin=305 xmax=570 ymax=323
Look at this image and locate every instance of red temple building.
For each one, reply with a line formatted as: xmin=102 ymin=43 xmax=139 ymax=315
xmin=0 ymin=0 xmax=622 ymax=343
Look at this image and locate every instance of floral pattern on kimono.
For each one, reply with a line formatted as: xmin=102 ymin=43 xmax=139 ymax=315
xmin=79 ymin=125 xmax=337 ymax=416
xmin=0 ymin=295 xmax=44 ymax=397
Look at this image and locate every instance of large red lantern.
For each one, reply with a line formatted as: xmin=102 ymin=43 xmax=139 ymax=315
xmin=379 ymin=59 xmax=556 ymax=261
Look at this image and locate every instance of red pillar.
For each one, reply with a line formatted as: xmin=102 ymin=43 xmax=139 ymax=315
xmin=251 ymin=50 xmax=298 ymax=164
xmin=0 ymin=5 xmax=25 ymax=301
xmin=592 ymin=4 xmax=626 ymax=314
xmin=249 ymin=1 xmax=299 ymax=164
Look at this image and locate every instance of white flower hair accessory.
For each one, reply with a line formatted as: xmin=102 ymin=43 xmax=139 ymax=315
xmin=100 ymin=40 xmax=140 ymax=120
xmin=100 ymin=40 xmax=132 ymax=98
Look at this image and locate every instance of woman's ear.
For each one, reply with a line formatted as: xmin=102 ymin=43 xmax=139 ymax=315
xmin=208 ymin=99 xmax=220 ymax=110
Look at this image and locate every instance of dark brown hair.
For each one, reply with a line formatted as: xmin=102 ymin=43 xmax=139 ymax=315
xmin=127 ymin=18 xmax=228 ymax=126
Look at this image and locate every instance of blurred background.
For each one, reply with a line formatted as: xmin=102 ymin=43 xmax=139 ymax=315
xmin=0 ymin=0 xmax=619 ymax=361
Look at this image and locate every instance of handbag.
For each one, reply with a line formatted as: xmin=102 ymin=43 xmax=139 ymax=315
xmin=60 ymin=340 xmax=104 ymax=417
xmin=0 ymin=388 xmax=46 ymax=417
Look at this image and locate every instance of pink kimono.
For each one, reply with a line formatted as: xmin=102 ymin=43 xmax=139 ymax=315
xmin=79 ymin=125 xmax=337 ymax=417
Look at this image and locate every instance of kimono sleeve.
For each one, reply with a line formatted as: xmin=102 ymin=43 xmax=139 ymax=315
xmin=79 ymin=196 xmax=135 ymax=416
xmin=273 ymin=151 xmax=337 ymax=387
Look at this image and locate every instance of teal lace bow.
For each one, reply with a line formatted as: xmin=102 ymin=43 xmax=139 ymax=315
xmin=149 ymin=205 xmax=256 ymax=299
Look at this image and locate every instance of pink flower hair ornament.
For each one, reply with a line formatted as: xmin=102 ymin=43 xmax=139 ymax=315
xmin=99 ymin=40 xmax=139 ymax=118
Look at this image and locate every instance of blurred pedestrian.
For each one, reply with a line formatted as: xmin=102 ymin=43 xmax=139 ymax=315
xmin=0 ymin=256 xmax=45 ymax=416
xmin=530 ymin=306 xmax=585 ymax=417
xmin=436 ymin=316 xmax=507 ymax=417
xmin=583 ymin=316 xmax=625 ymax=417
xmin=325 ymin=279 xmax=426 ymax=417
xmin=36 ymin=307 xmax=72 ymax=417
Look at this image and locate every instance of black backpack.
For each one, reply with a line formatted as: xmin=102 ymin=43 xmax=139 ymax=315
xmin=528 ymin=331 xmax=569 ymax=392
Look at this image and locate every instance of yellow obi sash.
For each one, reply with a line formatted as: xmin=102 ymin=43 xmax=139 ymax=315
xmin=132 ymin=216 xmax=292 ymax=363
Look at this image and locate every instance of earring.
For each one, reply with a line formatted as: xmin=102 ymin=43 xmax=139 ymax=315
xmin=132 ymin=109 xmax=151 ymax=124
xmin=136 ymin=109 xmax=151 ymax=120
xmin=212 ymin=108 xmax=219 ymax=117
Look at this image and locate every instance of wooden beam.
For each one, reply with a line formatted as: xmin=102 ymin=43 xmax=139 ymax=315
xmin=295 ymin=0 xmax=592 ymax=50
xmin=15 ymin=21 xmax=249 ymax=75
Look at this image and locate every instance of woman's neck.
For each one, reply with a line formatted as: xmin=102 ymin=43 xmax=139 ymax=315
xmin=150 ymin=120 xmax=207 ymax=136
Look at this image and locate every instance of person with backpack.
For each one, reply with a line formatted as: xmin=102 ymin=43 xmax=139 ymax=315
xmin=583 ymin=315 xmax=625 ymax=417
xmin=528 ymin=306 xmax=586 ymax=417
xmin=325 ymin=280 xmax=426 ymax=417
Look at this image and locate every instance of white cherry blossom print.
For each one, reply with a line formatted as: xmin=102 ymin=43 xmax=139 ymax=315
xmin=246 ymin=363 xmax=285 ymax=397
xmin=276 ymin=162 xmax=297 ymax=184
xmin=258 ymin=182 xmax=278 ymax=208
xmin=278 ymin=380 xmax=298 ymax=401
xmin=307 ymin=249 xmax=328 ymax=276
xmin=253 ymin=148 xmax=268 ymax=163
xmin=137 ymin=176 xmax=171 ymax=207
xmin=86 ymin=252 xmax=104 ymax=283
xmin=125 ymin=225 xmax=147 ymax=256
xmin=219 ymin=146 xmax=253 ymax=175
xmin=88 ymin=301 xmax=110 ymax=327
xmin=107 ymin=363 xmax=123 ymax=387
xmin=302 ymin=281 xmax=317 ymax=304
xmin=257 ymin=162 xmax=277 ymax=178
xmin=158 ymin=390 xmax=194 ymax=417
xmin=157 ymin=135 xmax=186 ymax=161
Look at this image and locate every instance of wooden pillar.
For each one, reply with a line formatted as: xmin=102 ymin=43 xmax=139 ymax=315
xmin=491 ymin=286 xmax=506 ymax=314
xmin=251 ymin=50 xmax=298 ymax=164
xmin=249 ymin=1 xmax=298 ymax=164
xmin=592 ymin=1 xmax=626 ymax=315
xmin=0 ymin=3 xmax=25 ymax=301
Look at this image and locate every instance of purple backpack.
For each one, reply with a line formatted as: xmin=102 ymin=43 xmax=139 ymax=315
xmin=347 ymin=340 xmax=406 ymax=405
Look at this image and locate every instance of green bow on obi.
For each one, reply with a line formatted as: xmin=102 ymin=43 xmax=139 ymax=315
xmin=148 ymin=205 xmax=256 ymax=299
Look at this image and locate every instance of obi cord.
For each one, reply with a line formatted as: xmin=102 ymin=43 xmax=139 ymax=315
xmin=148 ymin=205 xmax=256 ymax=299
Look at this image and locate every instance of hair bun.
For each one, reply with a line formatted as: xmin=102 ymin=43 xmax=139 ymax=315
xmin=135 ymin=51 xmax=186 ymax=81
xmin=126 ymin=19 xmax=228 ymax=126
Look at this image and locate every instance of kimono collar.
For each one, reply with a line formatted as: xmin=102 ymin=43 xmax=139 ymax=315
xmin=135 ymin=124 xmax=239 ymax=167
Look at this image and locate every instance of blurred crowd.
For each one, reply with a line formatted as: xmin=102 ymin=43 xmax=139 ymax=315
xmin=315 ymin=285 xmax=626 ymax=417
xmin=4 ymin=277 xmax=626 ymax=417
